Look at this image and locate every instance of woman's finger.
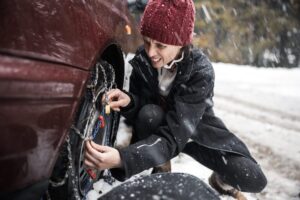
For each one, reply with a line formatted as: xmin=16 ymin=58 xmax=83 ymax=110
xmin=106 ymin=88 xmax=120 ymax=96
xmin=101 ymin=88 xmax=118 ymax=103
xmin=84 ymin=159 xmax=97 ymax=169
xmin=90 ymin=141 xmax=109 ymax=152
xmin=107 ymin=89 xmax=122 ymax=102
xmin=85 ymin=150 xmax=102 ymax=164
xmin=109 ymin=100 xmax=127 ymax=111
xmin=85 ymin=140 xmax=103 ymax=159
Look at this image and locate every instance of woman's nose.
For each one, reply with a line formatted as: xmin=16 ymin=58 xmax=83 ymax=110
xmin=148 ymin=45 xmax=156 ymax=57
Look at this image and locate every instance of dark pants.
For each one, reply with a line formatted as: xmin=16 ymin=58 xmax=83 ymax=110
xmin=133 ymin=104 xmax=267 ymax=193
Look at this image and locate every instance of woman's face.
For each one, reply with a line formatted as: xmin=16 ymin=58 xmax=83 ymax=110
xmin=143 ymin=36 xmax=183 ymax=69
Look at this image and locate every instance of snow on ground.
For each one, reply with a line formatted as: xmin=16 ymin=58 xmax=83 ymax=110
xmin=211 ymin=63 xmax=300 ymax=200
xmin=88 ymin=56 xmax=300 ymax=200
xmin=172 ymin=63 xmax=300 ymax=200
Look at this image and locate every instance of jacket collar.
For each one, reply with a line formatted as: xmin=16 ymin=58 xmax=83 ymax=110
xmin=173 ymin=46 xmax=194 ymax=85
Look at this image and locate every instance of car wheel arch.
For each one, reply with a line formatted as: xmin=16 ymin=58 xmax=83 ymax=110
xmin=47 ymin=42 xmax=126 ymax=199
xmin=98 ymin=43 xmax=125 ymax=89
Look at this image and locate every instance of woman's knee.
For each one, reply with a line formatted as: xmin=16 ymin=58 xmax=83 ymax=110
xmin=247 ymin=164 xmax=267 ymax=193
xmin=135 ymin=104 xmax=165 ymax=139
xmin=251 ymin=166 xmax=267 ymax=193
xmin=183 ymin=144 xmax=268 ymax=193
xmin=221 ymin=156 xmax=267 ymax=193
xmin=137 ymin=104 xmax=165 ymax=127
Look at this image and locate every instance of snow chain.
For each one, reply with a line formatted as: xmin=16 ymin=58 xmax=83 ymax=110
xmin=48 ymin=61 xmax=116 ymax=200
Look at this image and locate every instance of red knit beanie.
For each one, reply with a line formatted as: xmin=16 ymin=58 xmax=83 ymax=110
xmin=140 ymin=0 xmax=195 ymax=46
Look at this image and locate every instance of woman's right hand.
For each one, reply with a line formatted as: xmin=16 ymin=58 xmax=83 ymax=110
xmin=84 ymin=140 xmax=122 ymax=170
xmin=105 ymin=89 xmax=131 ymax=112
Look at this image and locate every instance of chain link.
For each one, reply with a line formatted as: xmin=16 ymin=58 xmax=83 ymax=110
xmin=102 ymin=169 xmax=116 ymax=185
xmin=48 ymin=61 xmax=116 ymax=200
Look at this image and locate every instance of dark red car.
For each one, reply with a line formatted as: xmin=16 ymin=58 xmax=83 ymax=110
xmin=0 ymin=0 xmax=142 ymax=199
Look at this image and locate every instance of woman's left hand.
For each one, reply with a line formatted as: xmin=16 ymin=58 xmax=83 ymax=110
xmin=103 ymin=89 xmax=131 ymax=112
xmin=84 ymin=140 xmax=122 ymax=170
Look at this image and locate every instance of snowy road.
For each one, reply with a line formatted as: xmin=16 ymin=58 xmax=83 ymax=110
xmin=212 ymin=63 xmax=300 ymax=200
xmin=173 ymin=63 xmax=300 ymax=200
xmin=88 ymin=59 xmax=300 ymax=200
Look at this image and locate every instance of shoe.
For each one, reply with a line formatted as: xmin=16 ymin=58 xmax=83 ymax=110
xmin=208 ymin=172 xmax=247 ymax=200
xmin=151 ymin=161 xmax=171 ymax=174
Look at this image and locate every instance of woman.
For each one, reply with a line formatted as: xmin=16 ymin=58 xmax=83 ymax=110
xmin=84 ymin=0 xmax=267 ymax=199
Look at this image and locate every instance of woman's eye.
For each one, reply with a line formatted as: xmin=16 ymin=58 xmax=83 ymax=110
xmin=156 ymin=44 xmax=166 ymax=49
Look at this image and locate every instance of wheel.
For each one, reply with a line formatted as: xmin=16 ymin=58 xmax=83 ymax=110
xmin=47 ymin=60 xmax=121 ymax=200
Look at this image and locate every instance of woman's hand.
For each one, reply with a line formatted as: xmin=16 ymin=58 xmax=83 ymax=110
xmin=84 ymin=140 xmax=122 ymax=170
xmin=105 ymin=89 xmax=131 ymax=112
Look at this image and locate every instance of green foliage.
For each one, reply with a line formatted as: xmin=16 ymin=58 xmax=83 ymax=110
xmin=193 ymin=0 xmax=300 ymax=67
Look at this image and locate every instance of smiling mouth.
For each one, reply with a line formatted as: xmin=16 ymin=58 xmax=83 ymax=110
xmin=151 ymin=58 xmax=161 ymax=64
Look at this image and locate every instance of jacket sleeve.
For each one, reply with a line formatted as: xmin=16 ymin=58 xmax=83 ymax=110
xmin=117 ymin=62 xmax=215 ymax=180
xmin=120 ymin=67 xmax=142 ymax=122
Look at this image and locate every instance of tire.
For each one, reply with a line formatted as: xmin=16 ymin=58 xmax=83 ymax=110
xmin=48 ymin=60 xmax=121 ymax=200
xmin=100 ymin=173 xmax=220 ymax=200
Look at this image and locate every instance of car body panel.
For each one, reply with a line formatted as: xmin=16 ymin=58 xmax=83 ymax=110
xmin=0 ymin=53 xmax=88 ymax=191
xmin=0 ymin=0 xmax=131 ymax=70
xmin=0 ymin=0 xmax=139 ymax=193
